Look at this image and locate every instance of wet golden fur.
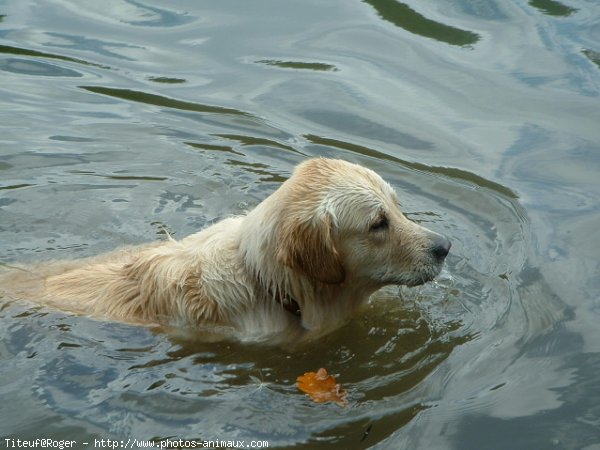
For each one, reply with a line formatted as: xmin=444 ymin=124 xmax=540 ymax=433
xmin=1 ymin=158 xmax=450 ymax=342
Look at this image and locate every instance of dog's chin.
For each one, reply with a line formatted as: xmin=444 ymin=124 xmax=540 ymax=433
xmin=385 ymin=265 xmax=444 ymax=288
xmin=404 ymin=277 xmax=432 ymax=288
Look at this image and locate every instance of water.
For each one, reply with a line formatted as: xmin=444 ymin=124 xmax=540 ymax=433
xmin=1 ymin=0 xmax=599 ymax=448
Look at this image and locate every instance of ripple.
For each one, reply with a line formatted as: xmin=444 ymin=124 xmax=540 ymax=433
xmin=0 ymin=149 xmax=546 ymax=446
xmin=0 ymin=58 xmax=82 ymax=77
xmin=51 ymin=0 xmax=194 ymax=28
xmin=80 ymin=85 xmax=254 ymax=117
xmin=1 ymin=0 xmax=593 ymax=445
xmin=256 ymin=60 xmax=338 ymax=72
xmin=305 ymin=134 xmax=518 ymax=198
xmin=0 ymin=183 xmax=35 ymax=191
xmin=147 ymin=76 xmax=187 ymax=84
xmin=528 ymin=0 xmax=578 ymax=17
xmin=215 ymin=133 xmax=306 ymax=155
xmin=363 ymin=0 xmax=480 ymax=47
xmin=184 ymin=141 xmax=243 ymax=156
xmin=583 ymin=49 xmax=600 ymax=70
xmin=303 ymin=113 xmax=434 ymax=150
xmin=0 ymin=44 xmax=111 ymax=69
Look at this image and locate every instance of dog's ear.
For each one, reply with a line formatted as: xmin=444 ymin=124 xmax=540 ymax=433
xmin=277 ymin=215 xmax=345 ymax=284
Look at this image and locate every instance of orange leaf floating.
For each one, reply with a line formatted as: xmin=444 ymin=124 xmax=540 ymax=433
xmin=296 ymin=368 xmax=348 ymax=407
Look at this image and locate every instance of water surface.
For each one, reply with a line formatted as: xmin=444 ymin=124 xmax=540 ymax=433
xmin=1 ymin=0 xmax=599 ymax=448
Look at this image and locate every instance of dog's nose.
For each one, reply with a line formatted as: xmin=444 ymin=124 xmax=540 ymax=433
xmin=431 ymin=235 xmax=451 ymax=260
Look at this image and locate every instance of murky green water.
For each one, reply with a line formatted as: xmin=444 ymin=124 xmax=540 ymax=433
xmin=1 ymin=1 xmax=599 ymax=448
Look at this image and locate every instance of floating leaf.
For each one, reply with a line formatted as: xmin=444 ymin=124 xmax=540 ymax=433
xmin=296 ymin=368 xmax=348 ymax=407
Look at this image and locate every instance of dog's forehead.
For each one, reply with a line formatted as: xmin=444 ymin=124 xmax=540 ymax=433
xmin=316 ymin=164 xmax=399 ymax=221
xmin=341 ymin=163 xmax=396 ymax=199
xmin=291 ymin=159 xmax=399 ymax=212
xmin=333 ymin=175 xmax=396 ymax=208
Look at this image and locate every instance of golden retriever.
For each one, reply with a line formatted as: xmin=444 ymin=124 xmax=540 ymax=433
xmin=1 ymin=158 xmax=450 ymax=342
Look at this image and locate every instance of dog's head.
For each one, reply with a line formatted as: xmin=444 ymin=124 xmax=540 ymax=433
xmin=275 ymin=158 xmax=450 ymax=288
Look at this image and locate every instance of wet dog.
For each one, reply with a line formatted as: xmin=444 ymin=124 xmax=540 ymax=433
xmin=2 ymin=158 xmax=450 ymax=342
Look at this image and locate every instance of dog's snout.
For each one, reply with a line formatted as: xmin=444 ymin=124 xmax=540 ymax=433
xmin=431 ymin=235 xmax=451 ymax=260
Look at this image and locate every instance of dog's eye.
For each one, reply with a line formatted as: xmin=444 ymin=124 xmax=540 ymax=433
xmin=369 ymin=216 xmax=389 ymax=232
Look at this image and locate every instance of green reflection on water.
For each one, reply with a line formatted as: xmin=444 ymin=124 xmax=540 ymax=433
xmin=0 ymin=45 xmax=110 ymax=69
xmin=80 ymin=86 xmax=253 ymax=117
xmin=147 ymin=76 xmax=187 ymax=84
xmin=528 ymin=0 xmax=577 ymax=16
xmin=185 ymin=141 xmax=243 ymax=156
xmin=65 ymin=170 xmax=168 ymax=182
xmin=305 ymin=134 xmax=518 ymax=198
xmin=0 ymin=183 xmax=35 ymax=191
xmin=224 ymin=159 xmax=287 ymax=183
xmin=583 ymin=49 xmax=600 ymax=69
xmin=106 ymin=175 xmax=167 ymax=181
xmin=257 ymin=60 xmax=338 ymax=72
xmin=215 ymin=133 xmax=306 ymax=155
xmin=363 ymin=0 xmax=479 ymax=47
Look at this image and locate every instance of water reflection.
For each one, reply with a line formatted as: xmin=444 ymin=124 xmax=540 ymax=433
xmin=303 ymin=112 xmax=434 ymax=150
xmin=0 ymin=58 xmax=82 ymax=76
xmin=363 ymin=0 xmax=480 ymax=47
xmin=0 ymin=291 xmax=469 ymax=447
xmin=257 ymin=60 xmax=339 ymax=72
xmin=304 ymin=134 xmax=519 ymax=198
xmin=528 ymin=0 xmax=577 ymax=17
xmin=0 ymin=44 xmax=110 ymax=69
xmin=583 ymin=49 xmax=600 ymax=70
xmin=184 ymin=141 xmax=239 ymax=156
xmin=2 ymin=0 xmax=598 ymax=447
xmin=215 ymin=134 xmax=304 ymax=155
xmin=0 ymin=130 xmax=530 ymax=446
xmin=80 ymin=86 xmax=253 ymax=117
xmin=46 ymin=32 xmax=141 ymax=62
xmin=221 ymin=159 xmax=288 ymax=183
xmin=147 ymin=76 xmax=186 ymax=84
xmin=54 ymin=0 xmax=193 ymax=28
